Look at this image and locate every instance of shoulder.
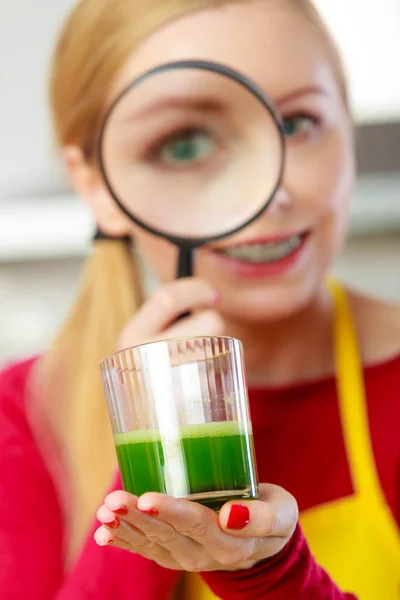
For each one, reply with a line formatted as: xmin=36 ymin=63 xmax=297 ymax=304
xmin=345 ymin=287 xmax=400 ymax=365
xmin=0 ymin=357 xmax=38 ymax=405
xmin=0 ymin=357 xmax=40 ymax=440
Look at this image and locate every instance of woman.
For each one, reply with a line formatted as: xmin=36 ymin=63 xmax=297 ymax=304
xmin=0 ymin=0 xmax=399 ymax=598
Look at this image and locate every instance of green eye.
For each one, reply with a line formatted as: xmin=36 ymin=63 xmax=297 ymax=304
xmin=159 ymin=130 xmax=215 ymax=165
xmin=282 ymin=116 xmax=314 ymax=138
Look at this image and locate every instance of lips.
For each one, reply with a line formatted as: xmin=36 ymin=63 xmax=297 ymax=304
xmin=214 ymin=232 xmax=309 ymax=264
xmin=207 ymin=231 xmax=310 ymax=279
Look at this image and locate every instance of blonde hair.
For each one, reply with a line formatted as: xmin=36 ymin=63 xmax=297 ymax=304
xmin=41 ymin=0 xmax=348 ymax=564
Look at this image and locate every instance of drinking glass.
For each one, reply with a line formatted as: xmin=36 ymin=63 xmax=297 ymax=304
xmin=100 ymin=336 xmax=258 ymax=510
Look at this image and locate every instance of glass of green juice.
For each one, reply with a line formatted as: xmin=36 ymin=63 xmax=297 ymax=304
xmin=100 ymin=336 xmax=258 ymax=510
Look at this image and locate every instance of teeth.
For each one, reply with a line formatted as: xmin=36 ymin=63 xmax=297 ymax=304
xmin=222 ymin=235 xmax=302 ymax=263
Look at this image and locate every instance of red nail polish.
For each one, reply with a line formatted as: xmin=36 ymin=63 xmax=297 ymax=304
xmin=114 ymin=506 xmax=129 ymax=516
xmin=103 ymin=518 xmax=120 ymax=529
xmin=227 ymin=505 xmax=250 ymax=530
xmin=140 ymin=508 xmax=159 ymax=516
xmin=213 ymin=291 xmax=222 ymax=304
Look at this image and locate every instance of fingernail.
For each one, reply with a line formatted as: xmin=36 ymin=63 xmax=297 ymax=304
xmin=227 ymin=505 xmax=250 ymax=530
xmin=140 ymin=508 xmax=159 ymax=516
xmin=114 ymin=506 xmax=129 ymax=516
xmin=103 ymin=518 xmax=120 ymax=529
xmin=96 ymin=537 xmax=114 ymax=547
xmin=213 ymin=290 xmax=222 ymax=303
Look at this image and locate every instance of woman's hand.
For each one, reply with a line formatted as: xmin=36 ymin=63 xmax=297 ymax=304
xmin=94 ymin=485 xmax=298 ymax=572
xmin=117 ymin=277 xmax=224 ymax=350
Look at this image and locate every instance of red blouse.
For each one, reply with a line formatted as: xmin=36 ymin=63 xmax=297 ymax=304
xmin=0 ymin=356 xmax=399 ymax=599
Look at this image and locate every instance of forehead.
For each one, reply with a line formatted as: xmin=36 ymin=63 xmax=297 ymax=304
xmin=113 ymin=0 xmax=339 ymax=102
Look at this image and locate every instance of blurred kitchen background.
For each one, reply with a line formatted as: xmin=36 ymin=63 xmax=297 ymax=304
xmin=0 ymin=0 xmax=399 ymax=367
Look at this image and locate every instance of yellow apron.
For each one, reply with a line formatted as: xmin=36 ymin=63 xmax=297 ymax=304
xmin=180 ymin=282 xmax=400 ymax=599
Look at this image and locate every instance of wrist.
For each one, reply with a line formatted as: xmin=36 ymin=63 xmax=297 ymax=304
xmin=228 ymin=535 xmax=296 ymax=572
xmin=201 ymin=525 xmax=304 ymax=598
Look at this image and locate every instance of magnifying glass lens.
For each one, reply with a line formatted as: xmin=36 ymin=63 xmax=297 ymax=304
xmin=100 ymin=66 xmax=283 ymax=241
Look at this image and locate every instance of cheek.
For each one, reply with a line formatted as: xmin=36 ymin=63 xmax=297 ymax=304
xmin=288 ymin=126 xmax=354 ymax=234
xmin=321 ymin=130 xmax=354 ymax=218
xmin=316 ymin=129 xmax=355 ymax=258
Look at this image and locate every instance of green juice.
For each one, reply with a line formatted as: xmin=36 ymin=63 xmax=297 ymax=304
xmin=115 ymin=421 xmax=258 ymax=509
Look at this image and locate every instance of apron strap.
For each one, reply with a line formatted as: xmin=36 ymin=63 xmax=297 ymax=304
xmin=329 ymin=280 xmax=387 ymax=502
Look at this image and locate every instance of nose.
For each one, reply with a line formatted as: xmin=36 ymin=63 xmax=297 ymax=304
xmin=266 ymin=185 xmax=292 ymax=217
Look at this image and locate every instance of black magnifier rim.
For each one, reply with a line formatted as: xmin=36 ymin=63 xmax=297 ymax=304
xmin=97 ymin=59 xmax=286 ymax=248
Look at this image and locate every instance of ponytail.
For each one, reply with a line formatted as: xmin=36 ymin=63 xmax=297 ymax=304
xmin=34 ymin=239 xmax=143 ymax=564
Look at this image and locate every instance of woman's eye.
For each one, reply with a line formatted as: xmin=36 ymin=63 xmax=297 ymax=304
xmin=282 ymin=115 xmax=317 ymax=138
xmin=158 ymin=130 xmax=215 ymax=166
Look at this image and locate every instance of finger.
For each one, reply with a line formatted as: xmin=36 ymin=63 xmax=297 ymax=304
xmin=118 ymin=279 xmax=220 ymax=348
xmin=163 ymin=310 xmax=225 ymax=339
xmin=137 ymin=493 xmax=236 ymax=566
xmin=104 ymin=491 xmax=208 ymax=570
xmin=219 ymin=484 xmax=298 ymax=539
xmin=94 ymin=525 xmax=181 ymax=570
xmin=134 ymin=513 xmax=210 ymax=572
xmin=94 ymin=526 xmax=137 ymax=553
xmin=97 ymin=504 xmax=148 ymax=549
xmin=94 ymin=523 xmax=116 ymax=547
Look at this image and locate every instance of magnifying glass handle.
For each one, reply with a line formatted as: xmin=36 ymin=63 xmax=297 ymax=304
xmin=176 ymin=246 xmax=194 ymax=320
xmin=177 ymin=246 xmax=194 ymax=279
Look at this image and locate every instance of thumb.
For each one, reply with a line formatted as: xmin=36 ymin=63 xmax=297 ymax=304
xmin=219 ymin=484 xmax=298 ymax=539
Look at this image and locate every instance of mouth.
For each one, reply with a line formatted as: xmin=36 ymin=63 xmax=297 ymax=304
xmin=214 ymin=232 xmax=309 ymax=264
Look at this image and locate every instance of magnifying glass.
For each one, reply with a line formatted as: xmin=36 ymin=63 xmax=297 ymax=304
xmin=98 ymin=60 xmax=285 ymax=279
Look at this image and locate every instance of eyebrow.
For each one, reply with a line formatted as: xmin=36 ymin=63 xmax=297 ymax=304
xmin=125 ymin=97 xmax=229 ymax=121
xmin=274 ymin=85 xmax=327 ymax=107
xmin=119 ymin=85 xmax=326 ymax=124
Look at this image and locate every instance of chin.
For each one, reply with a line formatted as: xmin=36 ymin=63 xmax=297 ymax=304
xmin=221 ymin=278 xmax=319 ymax=324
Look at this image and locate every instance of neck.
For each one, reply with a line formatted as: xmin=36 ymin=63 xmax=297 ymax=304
xmin=224 ymin=284 xmax=335 ymax=387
